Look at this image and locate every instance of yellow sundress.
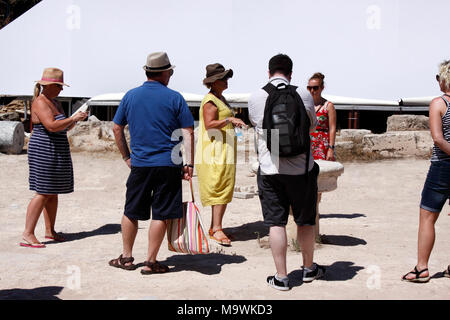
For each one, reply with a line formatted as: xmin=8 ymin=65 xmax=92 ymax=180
xmin=195 ymin=93 xmax=237 ymax=206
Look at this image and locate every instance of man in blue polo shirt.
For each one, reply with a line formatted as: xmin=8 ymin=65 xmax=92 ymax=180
xmin=109 ymin=52 xmax=194 ymax=274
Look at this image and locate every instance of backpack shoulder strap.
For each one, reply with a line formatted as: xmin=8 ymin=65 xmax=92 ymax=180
xmin=262 ymin=83 xmax=276 ymax=94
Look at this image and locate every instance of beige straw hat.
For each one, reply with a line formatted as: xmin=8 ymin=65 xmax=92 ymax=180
xmin=35 ymin=68 xmax=69 ymax=86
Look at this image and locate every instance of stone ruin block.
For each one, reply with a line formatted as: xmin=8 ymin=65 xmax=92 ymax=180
xmin=387 ymin=115 xmax=429 ymax=132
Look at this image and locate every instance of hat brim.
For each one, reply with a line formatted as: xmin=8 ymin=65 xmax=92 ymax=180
xmin=143 ymin=65 xmax=176 ymax=72
xmin=203 ymin=69 xmax=233 ymax=85
xmin=36 ymin=80 xmax=70 ymax=87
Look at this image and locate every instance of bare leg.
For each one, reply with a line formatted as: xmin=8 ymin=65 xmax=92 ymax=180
xmin=269 ymin=226 xmax=288 ymax=278
xmin=404 ymin=208 xmax=440 ymax=280
xmin=143 ymin=220 xmax=167 ymax=271
xmin=43 ymin=195 xmax=58 ymax=237
xmin=23 ymin=194 xmax=49 ymax=243
xmin=298 ymin=225 xmax=315 ymax=269
xmin=121 ymin=215 xmax=138 ymax=262
xmin=210 ymin=204 xmax=230 ymax=244
xmin=315 ymin=193 xmax=322 ymax=242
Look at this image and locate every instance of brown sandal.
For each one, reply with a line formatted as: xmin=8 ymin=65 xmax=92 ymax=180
xmin=108 ymin=254 xmax=137 ymax=271
xmin=209 ymin=228 xmax=231 ymax=246
xmin=141 ymin=261 xmax=170 ymax=275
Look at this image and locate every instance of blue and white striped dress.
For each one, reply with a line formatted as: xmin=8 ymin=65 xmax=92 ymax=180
xmin=28 ymin=114 xmax=74 ymax=194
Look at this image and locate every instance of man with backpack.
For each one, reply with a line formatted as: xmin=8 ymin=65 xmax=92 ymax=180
xmin=248 ymin=54 xmax=325 ymax=291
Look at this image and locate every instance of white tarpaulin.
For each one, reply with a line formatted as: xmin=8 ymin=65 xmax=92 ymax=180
xmin=0 ymin=0 xmax=448 ymax=100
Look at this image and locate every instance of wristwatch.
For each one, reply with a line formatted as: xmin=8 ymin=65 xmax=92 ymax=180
xmin=329 ymin=145 xmax=335 ymax=150
xmin=123 ymin=154 xmax=130 ymax=161
xmin=225 ymin=117 xmax=230 ymax=124
xmin=184 ymin=164 xmax=194 ymax=168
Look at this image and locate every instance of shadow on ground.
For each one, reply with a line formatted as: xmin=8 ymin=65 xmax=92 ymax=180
xmin=134 ymin=253 xmax=247 ymax=275
xmin=0 ymin=286 xmax=63 ymax=300
xmin=223 ymin=221 xmax=269 ymax=242
xmin=43 ymin=224 xmax=121 ymax=244
xmin=288 ymin=261 xmax=365 ymax=288
xmin=320 ymin=234 xmax=367 ymax=246
xmin=431 ymin=271 xmax=447 ymax=280
xmin=320 ymin=213 xmax=366 ymax=219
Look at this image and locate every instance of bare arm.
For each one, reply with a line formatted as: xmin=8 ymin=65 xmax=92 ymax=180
xmin=429 ymin=98 xmax=450 ymax=156
xmin=33 ymin=98 xmax=87 ymax=132
xmin=181 ymin=126 xmax=194 ymax=180
xmin=203 ymin=101 xmax=246 ymax=130
xmin=113 ymin=123 xmax=131 ymax=168
xmin=326 ymin=102 xmax=337 ymax=161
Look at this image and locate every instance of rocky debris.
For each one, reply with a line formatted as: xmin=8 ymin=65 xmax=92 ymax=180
xmin=0 ymin=99 xmax=28 ymax=122
xmin=387 ymin=114 xmax=429 ymax=131
xmin=67 ymin=118 xmax=129 ymax=152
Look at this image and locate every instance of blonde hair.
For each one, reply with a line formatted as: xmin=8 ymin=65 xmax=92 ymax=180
xmin=33 ymin=83 xmax=41 ymax=101
xmin=309 ymin=72 xmax=325 ymax=88
xmin=438 ymin=60 xmax=450 ymax=91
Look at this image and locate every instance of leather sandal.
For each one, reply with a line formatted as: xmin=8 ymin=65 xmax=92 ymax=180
xmin=108 ymin=254 xmax=137 ymax=271
xmin=402 ymin=266 xmax=430 ymax=283
xmin=141 ymin=261 xmax=170 ymax=275
xmin=209 ymin=228 xmax=231 ymax=246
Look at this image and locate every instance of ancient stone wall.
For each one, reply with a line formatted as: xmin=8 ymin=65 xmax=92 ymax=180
xmin=335 ymin=115 xmax=432 ymax=161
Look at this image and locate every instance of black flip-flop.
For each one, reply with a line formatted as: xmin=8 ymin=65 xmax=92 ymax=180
xmin=402 ymin=266 xmax=430 ymax=283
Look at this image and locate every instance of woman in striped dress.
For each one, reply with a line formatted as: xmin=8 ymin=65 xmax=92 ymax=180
xmin=21 ymin=68 xmax=88 ymax=248
xmin=402 ymin=60 xmax=450 ymax=282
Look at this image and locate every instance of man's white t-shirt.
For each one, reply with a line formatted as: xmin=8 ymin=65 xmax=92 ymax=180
xmin=248 ymin=76 xmax=317 ymax=175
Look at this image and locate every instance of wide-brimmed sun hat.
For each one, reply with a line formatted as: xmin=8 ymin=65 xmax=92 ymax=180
xmin=143 ymin=52 xmax=176 ymax=72
xmin=203 ymin=63 xmax=233 ymax=85
xmin=36 ymin=68 xmax=69 ymax=86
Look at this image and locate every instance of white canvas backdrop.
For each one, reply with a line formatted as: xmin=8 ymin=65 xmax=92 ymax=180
xmin=0 ymin=0 xmax=448 ymax=100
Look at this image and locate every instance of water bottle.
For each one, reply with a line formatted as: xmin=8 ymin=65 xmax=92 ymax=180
xmin=235 ymin=127 xmax=244 ymax=142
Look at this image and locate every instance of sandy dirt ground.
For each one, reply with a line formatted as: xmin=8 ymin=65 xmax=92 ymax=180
xmin=0 ymin=150 xmax=449 ymax=300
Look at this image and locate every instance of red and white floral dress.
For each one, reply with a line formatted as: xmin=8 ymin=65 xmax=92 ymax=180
xmin=310 ymin=101 xmax=330 ymax=160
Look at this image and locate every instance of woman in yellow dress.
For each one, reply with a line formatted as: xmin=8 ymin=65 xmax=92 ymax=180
xmin=195 ymin=63 xmax=246 ymax=246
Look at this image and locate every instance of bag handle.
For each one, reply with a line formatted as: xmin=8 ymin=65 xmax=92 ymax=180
xmin=188 ymin=178 xmax=195 ymax=203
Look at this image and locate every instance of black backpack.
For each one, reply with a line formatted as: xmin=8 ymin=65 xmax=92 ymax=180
xmin=262 ymin=82 xmax=311 ymax=173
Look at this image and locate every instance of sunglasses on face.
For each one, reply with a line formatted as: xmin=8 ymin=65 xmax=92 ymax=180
xmin=307 ymin=85 xmax=320 ymax=91
xmin=436 ymin=74 xmax=440 ymax=82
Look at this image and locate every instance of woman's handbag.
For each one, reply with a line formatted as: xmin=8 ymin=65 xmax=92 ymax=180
xmin=167 ymin=179 xmax=210 ymax=254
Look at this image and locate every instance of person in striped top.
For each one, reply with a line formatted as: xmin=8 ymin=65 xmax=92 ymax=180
xmin=403 ymin=60 xmax=450 ymax=282
xmin=21 ymin=68 xmax=88 ymax=248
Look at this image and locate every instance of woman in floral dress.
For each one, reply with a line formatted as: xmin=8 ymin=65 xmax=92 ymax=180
xmin=308 ymin=72 xmax=336 ymax=161
xmin=307 ymin=72 xmax=337 ymax=242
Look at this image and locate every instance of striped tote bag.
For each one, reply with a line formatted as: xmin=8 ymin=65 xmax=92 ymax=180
xmin=167 ymin=180 xmax=210 ymax=254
